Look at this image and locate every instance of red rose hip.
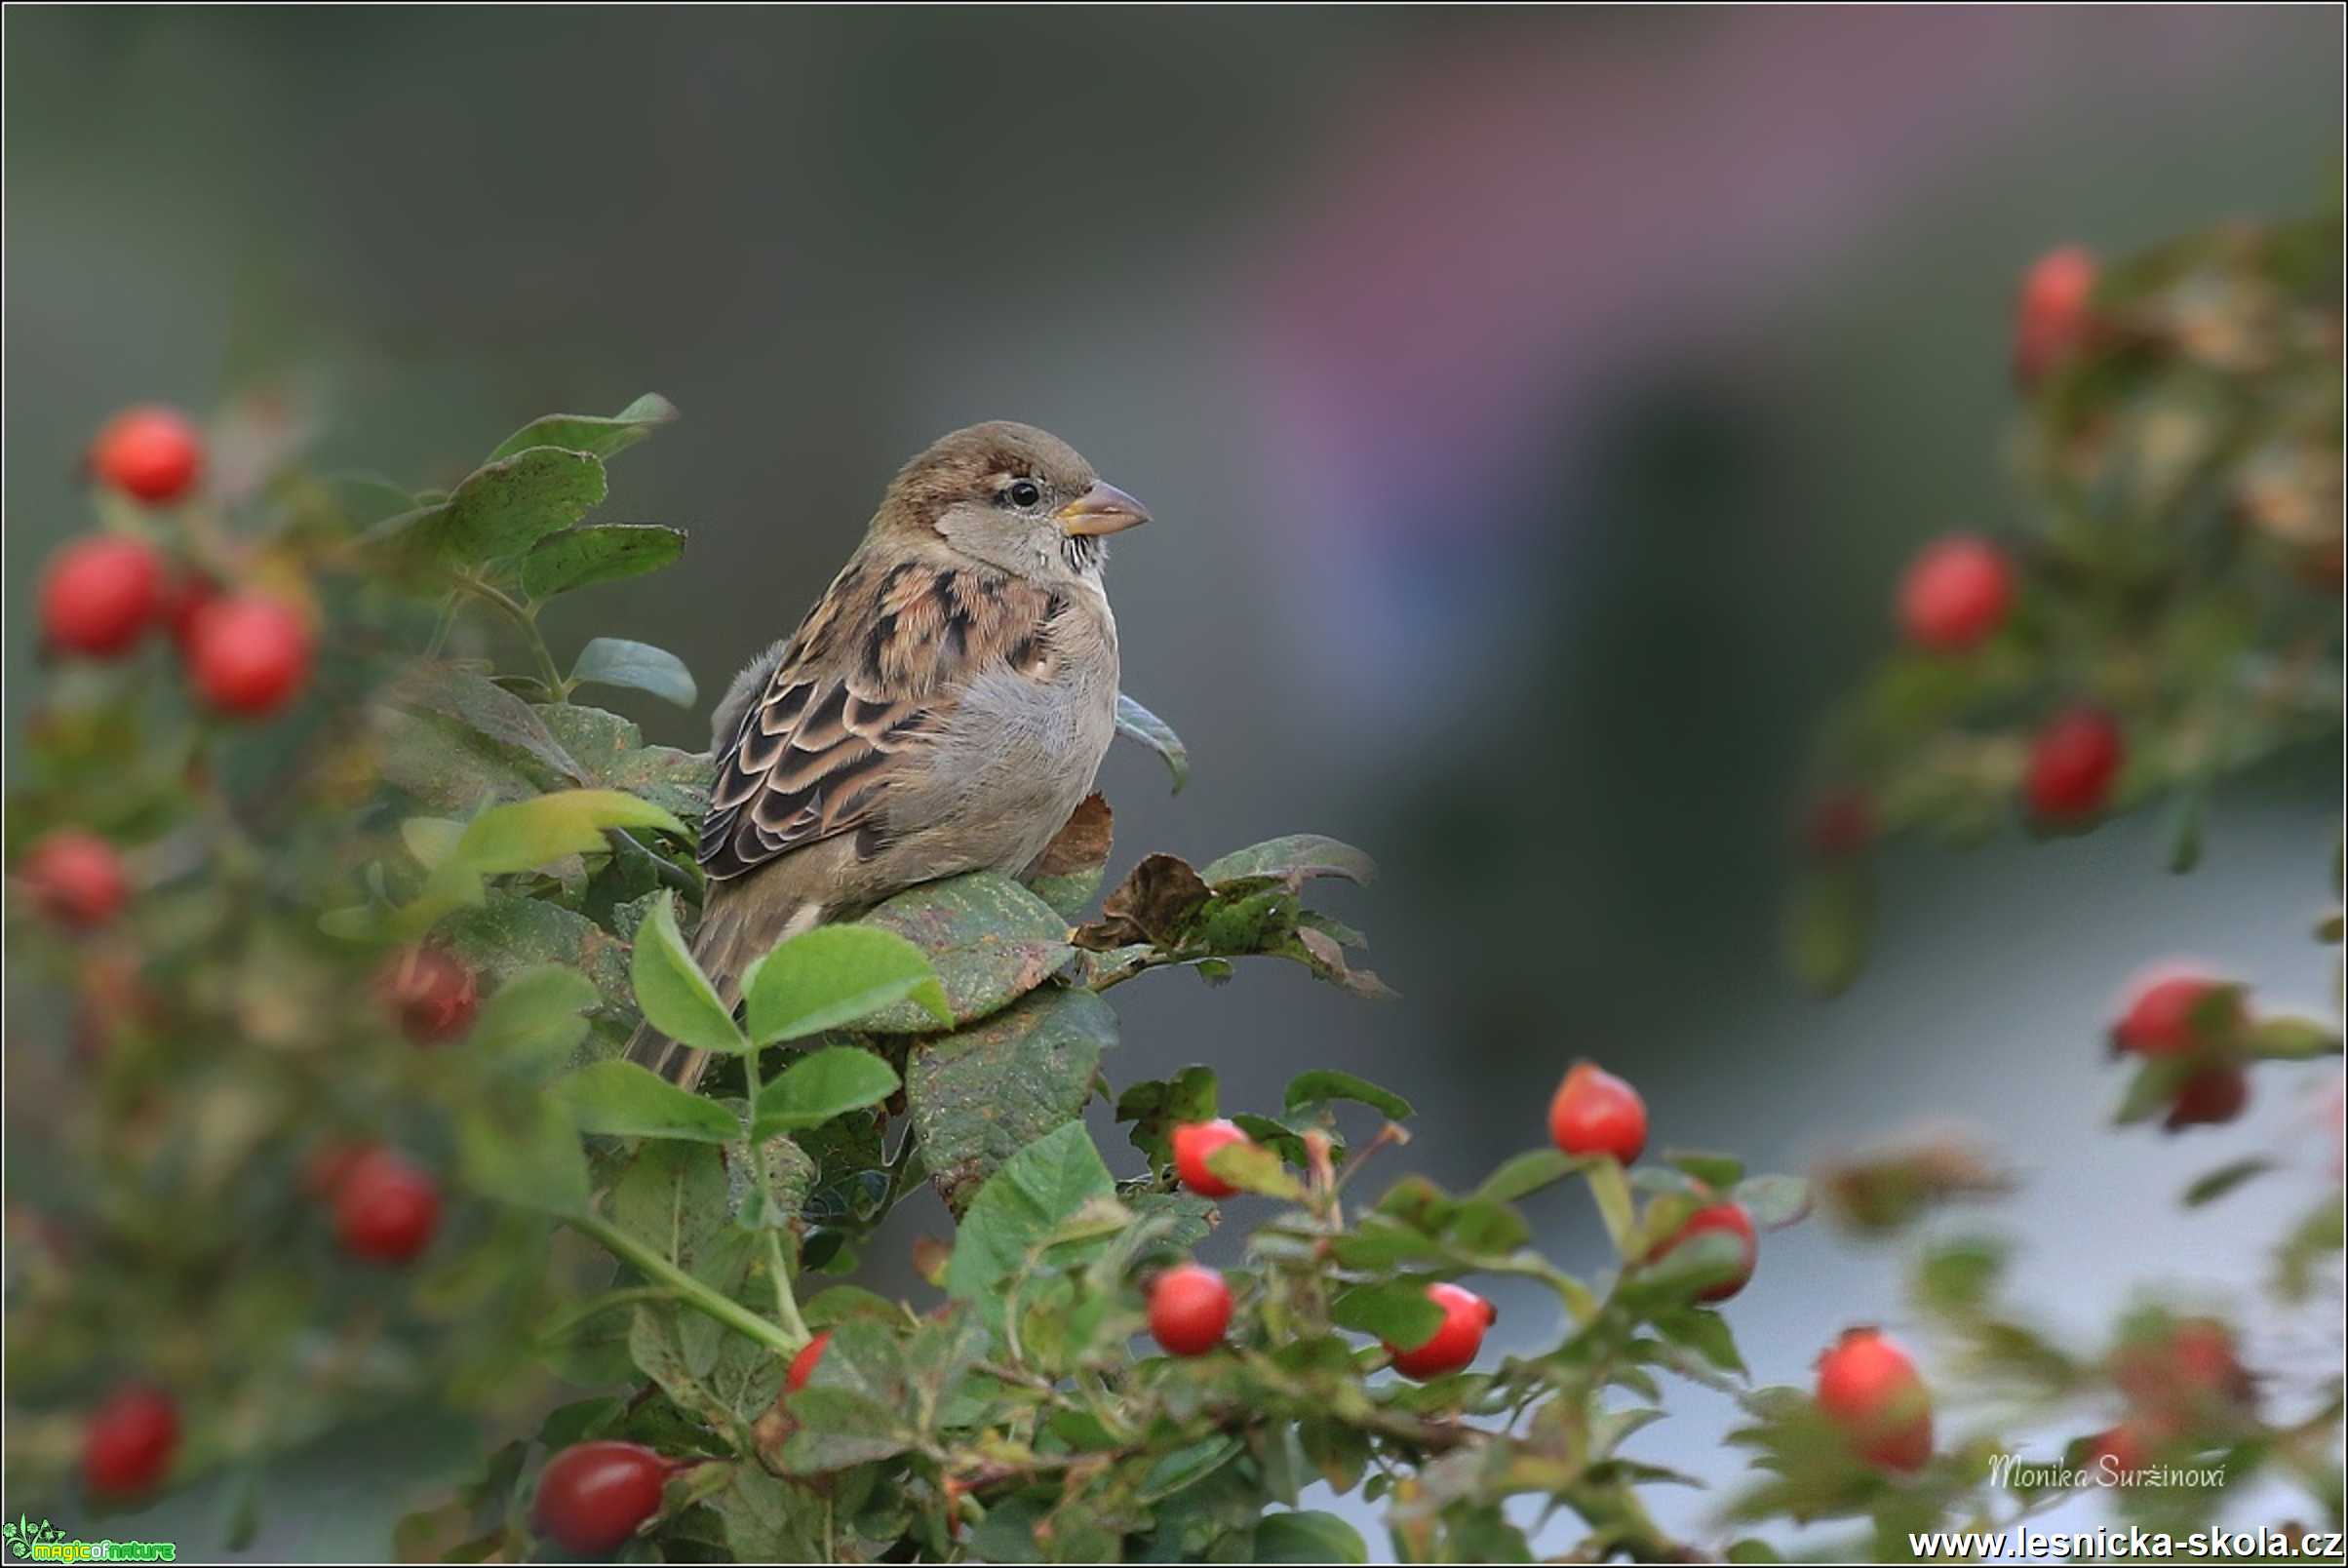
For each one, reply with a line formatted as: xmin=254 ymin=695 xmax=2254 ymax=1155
xmin=2164 ymin=1065 xmax=2249 ymax=1131
xmin=2025 ymin=707 xmax=2123 ymax=823
xmin=333 ymin=1148 xmax=441 ymax=1263
xmin=2112 ymin=974 xmax=2235 ymax=1058
xmin=40 ymin=535 xmax=165 ymax=657
xmin=1171 ymin=1118 xmax=1252 ymax=1199
xmin=90 ymin=407 xmax=204 ymax=504
xmin=786 ymin=1330 xmax=832 ymax=1392
xmin=533 ymin=1440 xmax=672 ymax=1556
xmin=1547 ymin=1062 xmax=1648 ymax=1164
xmin=2015 ymin=246 xmax=2097 ymax=386
xmin=82 ymin=1384 xmax=180 ymax=1499
xmin=1816 ymin=1327 xmax=1933 ymax=1473
xmin=1384 ymin=1281 xmax=1494 ymax=1380
xmin=184 ymin=594 xmax=313 ymax=718
xmin=1898 ymin=535 xmax=2014 ymax=652
xmin=379 ymin=947 xmax=479 ymax=1043
xmin=1654 ymin=1201 xmax=1758 ymax=1303
xmin=21 ymin=831 xmax=131 ymax=930
xmin=1149 ymin=1263 xmax=1233 ymax=1356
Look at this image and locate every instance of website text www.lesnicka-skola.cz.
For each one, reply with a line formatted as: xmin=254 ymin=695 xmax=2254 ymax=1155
xmin=1907 ymin=1525 xmax=2344 ymax=1561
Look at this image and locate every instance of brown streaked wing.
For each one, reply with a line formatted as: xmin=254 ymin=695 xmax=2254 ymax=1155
xmin=697 ymin=561 xmax=1057 ymax=882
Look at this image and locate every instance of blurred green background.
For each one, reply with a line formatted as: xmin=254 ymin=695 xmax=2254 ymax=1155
xmin=6 ymin=7 xmax=2340 ymax=1559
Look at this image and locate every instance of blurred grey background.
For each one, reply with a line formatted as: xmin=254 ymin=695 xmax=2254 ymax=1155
xmin=6 ymin=6 xmax=2341 ymax=1559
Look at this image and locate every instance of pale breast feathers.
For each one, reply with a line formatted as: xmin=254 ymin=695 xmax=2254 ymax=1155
xmin=698 ymin=559 xmax=1068 ymax=882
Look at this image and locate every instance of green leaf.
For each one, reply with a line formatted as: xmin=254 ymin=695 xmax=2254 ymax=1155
xmin=1253 ymin=1511 xmax=1368 ymax=1565
xmin=1475 ymin=1149 xmax=1579 ymax=1204
xmin=945 ymin=1121 xmax=1115 ymax=1318
xmin=1205 ymin=1140 xmax=1305 ymax=1200
xmin=2248 ymin=1016 xmax=2343 ymax=1059
xmin=536 ymin=702 xmax=711 ymax=823
xmin=487 ymin=392 xmax=680 ymax=463
xmin=1667 ymin=1151 xmax=1744 ymax=1190
xmin=448 ymin=788 xmax=687 ymax=880
xmin=1202 ymin=835 xmax=1378 ymax=889
xmin=1586 ymin=1157 xmax=1636 ymax=1254
xmin=379 ymin=663 xmax=584 ymax=805
xmin=367 ymin=446 xmax=607 ymax=571
xmin=741 ymin=924 xmax=947 ymax=1044
xmin=460 ymin=1097 xmax=589 ymax=1216
xmin=522 ymin=523 xmax=686 ymax=599
xmin=553 ymin=1060 xmax=744 ymax=1142
xmin=2182 ymin=1157 xmax=2276 ymax=1206
xmin=571 ymin=637 xmax=697 ymax=708
xmin=1283 ymin=1069 xmax=1412 ymax=1121
xmin=854 ymin=871 xmax=1075 ymax=1033
xmin=1114 ymin=692 xmax=1189 ymax=794
xmin=1731 ymin=1174 xmax=1812 ymax=1231
xmin=1332 ymin=1280 xmax=1445 ymax=1348
xmin=1651 ymin=1307 xmax=1745 ymax=1374
xmin=1785 ymin=867 xmax=1870 ymax=996
xmin=630 ymin=891 xmax=747 ymax=1055
xmin=751 ymin=1046 xmax=900 ymax=1138
xmin=908 ymin=987 xmax=1118 ymax=1214
xmin=471 ymin=964 xmax=600 ymax=1073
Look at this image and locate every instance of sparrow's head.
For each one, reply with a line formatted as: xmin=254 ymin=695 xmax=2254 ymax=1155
xmin=877 ymin=420 xmax=1149 ymax=583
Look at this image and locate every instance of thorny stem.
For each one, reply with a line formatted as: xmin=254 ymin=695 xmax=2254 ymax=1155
xmin=736 ymin=1045 xmax=814 ymax=1347
xmin=567 ymin=1210 xmax=805 ymax=1358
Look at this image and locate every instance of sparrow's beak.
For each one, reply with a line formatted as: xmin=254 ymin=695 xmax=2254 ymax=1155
xmin=1056 ymin=481 xmax=1151 ymax=537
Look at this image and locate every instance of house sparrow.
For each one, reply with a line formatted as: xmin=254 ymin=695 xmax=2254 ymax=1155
xmin=628 ymin=421 xmax=1149 ymax=1088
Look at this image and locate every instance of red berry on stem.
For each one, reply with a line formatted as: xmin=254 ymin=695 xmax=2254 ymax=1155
xmin=90 ymin=407 xmax=204 ymax=504
xmin=1171 ymin=1118 xmax=1251 ymax=1199
xmin=2112 ymin=974 xmax=2235 ymax=1058
xmin=379 ymin=946 xmax=479 ymax=1043
xmin=2164 ymin=1065 xmax=2250 ymax=1131
xmin=333 ymin=1149 xmax=441 ymax=1263
xmin=184 ymin=594 xmax=313 ymax=718
xmin=40 ymin=535 xmax=164 ymax=657
xmin=82 ymin=1384 xmax=180 ymax=1499
xmin=2015 ymin=246 xmax=2097 ymax=386
xmin=1149 ymin=1263 xmax=1234 ymax=1356
xmin=2025 ymin=707 xmax=2123 ymax=823
xmin=786 ymin=1330 xmax=832 ymax=1392
xmin=22 ymin=831 xmax=131 ymax=930
xmin=532 ymin=1440 xmax=672 ymax=1556
xmin=1385 ymin=1282 xmax=1494 ymax=1380
xmin=1816 ymin=1327 xmax=1933 ymax=1473
xmin=1654 ymin=1201 xmax=1758 ymax=1303
xmin=1898 ymin=535 xmax=2015 ymax=653
xmin=1547 ymin=1062 xmax=1648 ymax=1164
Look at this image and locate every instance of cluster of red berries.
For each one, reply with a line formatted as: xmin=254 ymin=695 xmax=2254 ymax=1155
xmin=2111 ymin=971 xmax=2251 ymax=1130
xmin=40 ymin=407 xmax=314 ymax=719
xmin=305 ymin=1142 xmax=443 ymax=1264
xmin=2089 ymin=1317 xmax=2253 ymax=1481
xmin=1549 ymin=1063 xmax=1760 ymax=1303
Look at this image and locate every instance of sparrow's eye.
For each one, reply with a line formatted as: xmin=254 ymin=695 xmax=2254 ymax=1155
xmin=1003 ymin=479 xmax=1042 ymax=509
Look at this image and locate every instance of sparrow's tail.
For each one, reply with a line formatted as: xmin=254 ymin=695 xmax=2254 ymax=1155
xmin=622 ymin=894 xmax=826 ymax=1090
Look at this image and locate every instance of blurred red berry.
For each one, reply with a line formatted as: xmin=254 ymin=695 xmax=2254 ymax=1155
xmin=2015 ymin=245 xmax=2097 ymax=385
xmin=786 ymin=1330 xmax=832 ymax=1392
xmin=81 ymin=1384 xmax=180 ymax=1499
xmin=532 ymin=1440 xmax=671 ymax=1556
xmin=21 ymin=831 xmax=130 ymax=930
xmin=2112 ymin=974 xmax=2235 ymax=1058
xmin=2025 ymin=707 xmax=2123 ymax=823
xmin=1803 ymin=788 xmax=1877 ymax=859
xmin=333 ymin=1149 xmax=441 ymax=1264
xmin=1548 ymin=1062 xmax=1648 ymax=1164
xmin=1898 ymin=535 xmax=2015 ymax=652
xmin=1149 ymin=1263 xmax=1233 ymax=1357
xmin=1172 ymin=1118 xmax=1251 ymax=1199
xmin=378 ymin=946 xmax=479 ymax=1043
xmin=2164 ymin=1065 xmax=2250 ymax=1131
xmin=1654 ymin=1201 xmax=1758 ymax=1303
xmin=40 ymin=535 xmax=164 ymax=657
xmin=2113 ymin=1317 xmax=2254 ymax=1419
xmin=89 ymin=407 xmax=204 ymax=504
xmin=2086 ymin=1421 xmax=2169 ymax=1483
xmin=184 ymin=594 xmax=313 ymax=718
xmin=1385 ymin=1281 xmax=1494 ymax=1380
xmin=1816 ymin=1327 xmax=1933 ymax=1473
